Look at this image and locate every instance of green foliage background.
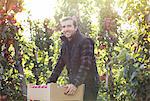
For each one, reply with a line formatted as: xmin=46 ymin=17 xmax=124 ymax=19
xmin=0 ymin=0 xmax=150 ymax=100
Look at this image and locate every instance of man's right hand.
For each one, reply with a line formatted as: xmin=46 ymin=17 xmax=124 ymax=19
xmin=64 ymin=84 xmax=77 ymax=95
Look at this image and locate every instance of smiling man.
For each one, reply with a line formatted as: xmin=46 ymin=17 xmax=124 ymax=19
xmin=47 ymin=16 xmax=99 ymax=101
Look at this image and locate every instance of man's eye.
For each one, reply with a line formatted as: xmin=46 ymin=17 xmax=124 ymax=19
xmin=62 ymin=26 xmax=66 ymax=28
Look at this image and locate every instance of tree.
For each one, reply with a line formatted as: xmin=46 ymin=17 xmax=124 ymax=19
xmin=0 ymin=0 xmax=26 ymax=100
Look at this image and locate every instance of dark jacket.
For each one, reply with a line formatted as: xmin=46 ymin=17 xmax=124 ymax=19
xmin=48 ymin=29 xmax=99 ymax=87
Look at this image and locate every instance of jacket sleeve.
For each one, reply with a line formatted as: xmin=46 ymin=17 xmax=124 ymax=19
xmin=47 ymin=45 xmax=65 ymax=83
xmin=71 ymin=38 xmax=94 ymax=87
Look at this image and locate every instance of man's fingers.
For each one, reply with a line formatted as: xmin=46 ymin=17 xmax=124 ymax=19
xmin=67 ymin=84 xmax=77 ymax=95
xmin=67 ymin=88 xmax=74 ymax=95
xmin=64 ymin=84 xmax=77 ymax=95
xmin=64 ymin=85 xmax=71 ymax=94
xmin=67 ymin=88 xmax=76 ymax=95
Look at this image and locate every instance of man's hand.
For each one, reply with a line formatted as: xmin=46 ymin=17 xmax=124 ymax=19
xmin=64 ymin=84 xmax=77 ymax=95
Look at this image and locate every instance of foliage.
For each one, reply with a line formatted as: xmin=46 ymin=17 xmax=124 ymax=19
xmin=21 ymin=18 xmax=55 ymax=84
xmin=0 ymin=0 xmax=150 ymax=100
xmin=115 ymin=0 xmax=150 ymax=100
xmin=0 ymin=0 xmax=26 ymax=100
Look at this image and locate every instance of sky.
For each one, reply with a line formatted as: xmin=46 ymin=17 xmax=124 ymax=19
xmin=17 ymin=0 xmax=57 ymax=20
xmin=15 ymin=0 xmax=57 ymax=39
xmin=17 ymin=0 xmax=123 ymax=21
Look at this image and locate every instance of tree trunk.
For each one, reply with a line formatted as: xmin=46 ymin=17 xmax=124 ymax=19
xmin=14 ymin=41 xmax=27 ymax=97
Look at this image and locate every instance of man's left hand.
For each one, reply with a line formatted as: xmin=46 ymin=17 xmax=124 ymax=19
xmin=64 ymin=84 xmax=77 ymax=95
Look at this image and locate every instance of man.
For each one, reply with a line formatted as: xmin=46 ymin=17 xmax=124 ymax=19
xmin=47 ymin=16 xmax=99 ymax=101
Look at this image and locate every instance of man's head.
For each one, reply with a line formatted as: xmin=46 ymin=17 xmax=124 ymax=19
xmin=60 ymin=17 xmax=78 ymax=40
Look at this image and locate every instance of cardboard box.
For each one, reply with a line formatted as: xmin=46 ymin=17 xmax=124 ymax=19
xmin=27 ymin=83 xmax=85 ymax=101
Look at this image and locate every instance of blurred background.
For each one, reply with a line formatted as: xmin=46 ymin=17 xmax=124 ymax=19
xmin=0 ymin=0 xmax=150 ymax=100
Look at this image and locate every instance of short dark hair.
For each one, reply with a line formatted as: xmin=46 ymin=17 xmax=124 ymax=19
xmin=60 ymin=16 xmax=77 ymax=27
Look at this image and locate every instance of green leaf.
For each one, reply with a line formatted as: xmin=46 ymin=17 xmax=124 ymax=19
xmin=130 ymin=71 xmax=137 ymax=82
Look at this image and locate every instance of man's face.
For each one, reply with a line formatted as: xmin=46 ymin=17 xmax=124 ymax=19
xmin=61 ymin=19 xmax=77 ymax=40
